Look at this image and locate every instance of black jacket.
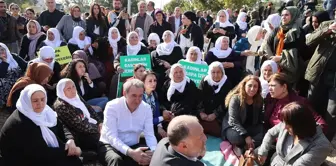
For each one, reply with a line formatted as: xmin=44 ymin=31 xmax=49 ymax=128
xmin=85 ymin=17 xmax=109 ymax=42
xmin=148 ymin=21 xmax=173 ymax=42
xmin=206 ymin=24 xmax=235 ymax=50
xmin=176 ymin=23 xmax=204 ymax=51
xmin=38 ymin=9 xmax=65 ymax=29
xmin=149 ymin=138 xmax=205 ymax=166
xmin=0 ymin=110 xmax=82 ymax=166
xmin=19 ymin=34 xmax=47 ymax=60
xmin=0 ymin=53 xmax=27 ymax=78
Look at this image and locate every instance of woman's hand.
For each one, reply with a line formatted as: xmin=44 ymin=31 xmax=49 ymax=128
xmin=83 ymin=73 xmax=92 ymax=84
xmin=84 ymin=44 xmax=91 ymax=51
xmin=0 ymin=55 xmax=7 ymax=62
xmin=65 ymin=139 xmax=78 ymax=156
xmin=92 ymin=42 xmax=99 ymax=49
xmin=163 ymin=61 xmax=171 ymax=69
xmin=162 ymin=110 xmax=173 ymax=121
xmin=206 ymin=113 xmax=216 ymax=121
xmin=158 ymin=126 xmax=167 ymax=138
xmin=213 ymin=28 xmax=219 ymax=34
xmin=222 ymin=62 xmax=234 ymax=68
xmin=271 ymin=56 xmax=281 ymax=63
xmin=117 ymin=66 xmax=124 ymax=73
xmin=258 ymin=155 xmax=267 ymax=165
xmin=200 ymin=112 xmax=208 ymax=120
xmin=219 ymin=29 xmax=226 ymax=35
xmin=245 ymin=136 xmax=254 ymax=149
xmin=98 ymin=123 xmax=103 ymax=133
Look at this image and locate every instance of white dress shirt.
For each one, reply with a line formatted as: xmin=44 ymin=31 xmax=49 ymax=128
xmin=175 ymin=16 xmax=181 ymax=34
xmin=100 ymin=96 xmax=157 ymax=155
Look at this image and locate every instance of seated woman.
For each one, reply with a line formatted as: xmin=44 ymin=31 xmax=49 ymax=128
xmin=68 ymin=26 xmax=93 ymax=56
xmin=0 ymin=84 xmax=82 ymax=166
xmin=182 ymin=46 xmax=207 ymax=65
xmin=152 ymin=30 xmax=183 ymax=88
xmin=114 ymin=31 xmax=149 ymax=74
xmin=147 ymin=33 xmax=160 ymax=53
xmin=54 ymin=78 xmax=103 ymax=151
xmin=0 ymin=43 xmax=27 ymax=108
xmin=39 ymin=28 xmax=67 ymax=49
xmin=222 ymin=75 xmax=264 ymax=150
xmin=30 ymin=46 xmax=62 ymax=105
xmin=160 ymin=63 xmax=199 ymax=116
xmin=259 ymin=60 xmax=278 ymax=98
xmin=198 ymin=61 xmax=232 ymax=137
xmin=142 ymin=70 xmax=173 ymax=140
xmin=258 ymin=102 xmax=331 ymax=166
xmin=106 ymin=27 xmax=127 ymax=73
xmin=265 ymin=73 xmax=327 ymax=132
xmin=6 ymin=62 xmax=53 ymax=111
xmin=64 ymin=59 xmax=108 ymax=112
xmin=19 ymin=20 xmax=46 ymax=60
xmin=205 ymin=36 xmax=244 ymax=87
xmin=234 ymin=12 xmax=249 ymax=41
xmin=119 ymin=64 xmax=146 ymax=95
xmin=135 ymin=27 xmax=148 ymax=46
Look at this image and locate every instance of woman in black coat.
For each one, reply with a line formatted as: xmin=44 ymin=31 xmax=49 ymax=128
xmin=38 ymin=28 xmax=67 ymax=50
xmin=68 ymin=26 xmax=94 ymax=56
xmin=0 ymin=84 xmax=82 ymax=166
xmin=206 ymin=10 xmax=235 ymax=50
xmin=147 ymin=33 xmax=161 ymax=53
xmin=19 ymin=20 xmax=46 ymax=61
xmin=151 ymin=30 xmax=183 ymax=89
xmin=205 ymin=36 xmax=244 ymax=87
xmin=198 ymin=61 xmax=232 ymax=137
xmin=160 ymin=63 xmax=200 ymax=116
xmin=148 ymin=10 xmax=173 ymax=42
xmin=85 ymin=3 xmax=109 ymax=42
xmin=234 ymin=12 xmax=249 ymax=41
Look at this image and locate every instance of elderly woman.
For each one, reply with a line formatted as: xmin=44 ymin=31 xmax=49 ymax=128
xmin=182 ymin=46 xmax=207 ymax=65
xmin=68 ymin=26 xmax=93 ymax=55
xmin=56 ymin=5 xmax=86 ymax=42
xmin=258 ymin=102 xmax=331 ymax=166
xmin=147 ymin=33 xmax=161 ymax=52
xmin=0 ymin=43 xmax=27 ymax=107
xmin=135 ymin=27 xmax=149 ymax=46
xmin=54 ymin=78 xmax=103 ymax=151
xmin=259 ymin=60 xmax=278 ymax=98
xmin=222 ymin=75 xmax=264 ymax=151
xmin=0 ymin=84 xmax=82 ymax=166
xmin=6 ymin=63 xmax=53 ymax=111
xmin=114 ymin=31 xmax=149 ymax=74
xmin=205 ymin=36 xmax=244 ymax=87
xmin=234 ymin=12 xmax=249 ymax=41
xmin=152 ymin=30 xmax=183 ymax=88
xmin=39 ymin=28 xmax=67 ymax=49
xmin=198 ymin=61 xmax=232 ymax=137
xmin=19 ymin=20 xmax=46 ymax=61
xmin=206 ymin=10 xmax=235 ymax=50
xmin=160 ymin=64 xmax=200 ymax=116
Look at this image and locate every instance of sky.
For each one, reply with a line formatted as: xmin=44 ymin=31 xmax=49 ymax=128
xmin=148 ymin=0 xmax=172 ymax=9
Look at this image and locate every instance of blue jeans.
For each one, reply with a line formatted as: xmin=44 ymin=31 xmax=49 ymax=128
xmin=326 ymin=0 xmax=336 ymax=19
xmin=87 ymin=97 xmax=109 ymax=112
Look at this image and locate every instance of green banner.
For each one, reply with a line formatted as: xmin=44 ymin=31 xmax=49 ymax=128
xmin=119 ymin=54 xmax=152 ymax=77
xmin=179 ymin=60 xmax=208 ymax=86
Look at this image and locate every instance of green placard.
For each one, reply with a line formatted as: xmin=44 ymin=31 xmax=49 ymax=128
xmin=119 ymin=54 xmax=152 ymax=77
xmin=179 ymin=60 xmax=209 ymax=86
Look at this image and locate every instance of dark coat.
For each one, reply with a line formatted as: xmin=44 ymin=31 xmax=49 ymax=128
xmin=206 ymin=24 xmax=235 ymax=50
xmin=0 ymin=13 xmax=20 ymax=43
xmin=19 ymin=34 xmax=47 ymax=60
xmin=0 ymin=53 xmax=27 ymax=78
xmin=85 ymin=17 xmax=109 ymax=42
xmin=167 ymin=15 xmax=182 ymax=34
xmin=176 ymin=23 xmax=204 ymax=51
xmin=0 ymin=110 xmax=82 ymax=166
xmin=148 ymin=21 xmax=173 ymax=42
xmin=38 ymin=9 xmax=65 ymax=29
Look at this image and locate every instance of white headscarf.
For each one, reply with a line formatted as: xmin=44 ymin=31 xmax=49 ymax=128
xmin=156 ymin=31 xmax=178 ymax=56
xmin=68 ymin=26 xmax=93 ymax=55
xmin=167 ymin=64 xmax=190 ymax=101
xmin=31 ymin=46 xmax=56 ymax=70
xmin=56 ymin=78 xmax=97 ymax=124
xmin=148 ymin=33 xmax=160 ymax=46
xmin=204 ymin=61 xmax=227 ymax=93
xmin=44 ymin=28 xmax=62 ymax=49
xmin=108 ymin=27 xmax=121 ymax=57
xmin=259 ymin=60 xmax=278 ymax=98
xmin=264 ymin=13 xmax=281 ymax=34
xmin=215 ymin=10 xmax=234 ymax=28
xmin=236 ymin=12 xmax=248 ymax=30
xmin=0 ymin=43 xmax=19 ymax=70
xmin=126 ymin=31 xmax=142 ymax=55
xmin=209 ymin=36 xmax=232 ymax=58
xmin=16 ymin=84 xmax=59 ymax=148
xmin=186 ymin=46 xmax=207 ymax=65
xmin=135 ymin=27 xmax=144 ymax=41
xmin=246 ymin=26 xmax=263 ymax=74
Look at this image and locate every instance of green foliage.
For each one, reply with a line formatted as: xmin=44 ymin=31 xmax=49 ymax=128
xmin=4 ymin=0 xmax=34 ymax=9
xmin=163 ymin=0 xmax=193 ymax=13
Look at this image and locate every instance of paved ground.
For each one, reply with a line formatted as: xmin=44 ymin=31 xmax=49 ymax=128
xmin=0 ymin=110 xmax=335 ymax=165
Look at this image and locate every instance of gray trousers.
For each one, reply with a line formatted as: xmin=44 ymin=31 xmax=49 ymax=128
xmin=225 ymin=124 xmax=264 ymax=148
xmin=4 ymin=42 xmax=19 ymax=54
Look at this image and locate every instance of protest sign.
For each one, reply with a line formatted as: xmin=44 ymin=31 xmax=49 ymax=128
xmin=37 ymin=46 xmax=72 ymax=65
xmin=179 ymin=60 xmax=208 ymax=86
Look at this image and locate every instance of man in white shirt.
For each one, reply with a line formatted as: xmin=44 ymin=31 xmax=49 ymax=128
xmin=168 ymin=7 xmax=182 ymax=35
xmin=99 ymin=79 xmax=157 ymax=166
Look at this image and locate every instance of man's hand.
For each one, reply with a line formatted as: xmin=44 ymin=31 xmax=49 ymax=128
xmin=206 ymin=113 xmax=216 ymax=121
xmin=128 ymin=147 xmax=152 ymax=165
xmin=200 ymin=112 xmax=208 ymax=120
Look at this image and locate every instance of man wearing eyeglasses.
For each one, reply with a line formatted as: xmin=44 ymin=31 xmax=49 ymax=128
xmin=37 ymin=0 xmax=64 ymax=32
xmin=0 ymin=0 xmax=20 ymax=54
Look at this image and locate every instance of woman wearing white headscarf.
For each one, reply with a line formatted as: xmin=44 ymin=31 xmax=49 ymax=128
xmin=206 ymin=10 xmax=235 ymax=51
xmin=245 ymin=26 xmax=265 ymax=74
xmin=263 ymin=13 xmax=281 ymax=39
xmin=234 ymin=12 xmax=249 ymax=41
xmin=114 ymin=31 xmax=149 ymax=74
xmin=19 ymin=20 xmax=46 ymax=61
xmin=68 ymin=26 xmax=94 ymax=55
xmin=182 ymin=46 xmax=207 ymax=65
xmin=152 ymin=30 xmax=183 ymax=88
xmin=135 ymin=27 xmax=149 ymax=46
xmin=205 ymin=36 xmax=244 ymax=87
xmin=147 ymin=33 xmax=161 ymax=52
xmin=160 ymin=63 xmax=200 ymax=116
xmin=39 ymin=28 xmax=67 ymax=49
xmin=30 ymin=46 xmax=61 ymax=87
xmin=54 ymin=78 xmax=102 ymax=150
xmin=198 ymin=61 xmax=232 ymax=137
xmin=0 ymin=84 xmax=82 ymax=166
xmin=259 ymin=60 xmax=278 ymax=98
xmin=0 ymin=43 xmax=27 ymax=107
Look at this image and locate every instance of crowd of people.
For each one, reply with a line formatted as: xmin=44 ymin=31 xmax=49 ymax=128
xmin=0 ymin=0 xmax=335 ymax=165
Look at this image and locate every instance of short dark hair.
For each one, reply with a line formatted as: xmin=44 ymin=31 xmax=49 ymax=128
xmin=141 ymin=70 xmax=156 ymax=82
xmin=25 ymin=7 xmax=35 ymax=14
xmin=148 ymin=1 xmax=155 ymax=7
xmin=133 ymin=64 xmax=145 ymax=72
xmin=280 ymin=102 xmax=317 ymax=139
xmin=269 ymin=73 xmax=293 ymax=93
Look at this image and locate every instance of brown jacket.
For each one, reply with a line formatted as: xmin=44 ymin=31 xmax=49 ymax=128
xmin=0 ymin=13 xmax=20 ymax=43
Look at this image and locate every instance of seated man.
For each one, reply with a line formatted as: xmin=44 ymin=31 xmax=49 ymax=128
xmin=150 ymin=115 xmax=207 ymax=166
xmin=98 ymin=79 xmax=157 ymax=166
